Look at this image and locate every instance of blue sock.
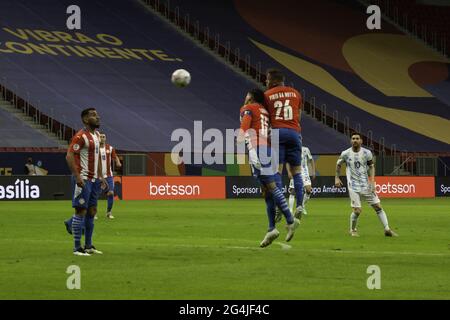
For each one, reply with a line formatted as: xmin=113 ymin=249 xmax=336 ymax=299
xmin=274 ymin=173 xmax=283 ymax=193
xmin=84 ymin=214 xmax=95 ymax=248
xmin=107 ymin=195 xmax=114 ymax=213
xmin=272 ymin=187 xmax=294 ymax=224
xmin=293 ymin=173 xmax=304 ymax=209
xmin=72 ymin=215 xmax=84 ymax=250
xmin=67 ymin=216 xmax=86 ymax=234
xmin=65 ymin=217 xmax=73 ymax=230
xmin=264 ymin=194 xmax=276 ymax=231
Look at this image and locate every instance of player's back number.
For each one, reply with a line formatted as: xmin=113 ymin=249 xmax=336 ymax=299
xmin=274 ymin=100 xmax=293 ymax=121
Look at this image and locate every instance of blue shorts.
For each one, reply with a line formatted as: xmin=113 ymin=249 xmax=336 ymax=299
xmin=72 ymin=177 xmax=101 ymax=209
xmin=273 ymin=128 xmax=302 ymax=166
xmin=105 ymin=176 xmax=114 ymax=194
xmin=248 ymin=145 xmax=277 ymax=185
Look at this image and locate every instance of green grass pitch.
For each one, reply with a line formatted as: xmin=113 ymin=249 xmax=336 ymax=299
xmin=0 ymin=198 xmax=449 ymax=299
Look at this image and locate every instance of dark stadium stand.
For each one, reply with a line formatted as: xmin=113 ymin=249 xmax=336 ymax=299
xmin=0 ymin=103 xmax=58 ymax=148
xmin=0 ymin=0 xmax=350 ymax=153
xmin=157 ymin=0 xmax=450 ymax=152
xmin=374 ymin=0 xmax=450 ymax=55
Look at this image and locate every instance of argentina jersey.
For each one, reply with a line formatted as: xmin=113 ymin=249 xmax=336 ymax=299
xmin=301 ymin=146 xmax=312 ymax=178
xmin=338 ymin=147 xmax=373 ymax=192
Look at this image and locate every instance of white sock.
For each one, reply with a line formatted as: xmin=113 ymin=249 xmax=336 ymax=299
xmin=350 ymin=212 xmax=359 ymax=231
xmin=302 ymin=192 xmax=311 ymax=208
xmin=376 ymin=209 xmax=389 ymax=230
xmin=288 ymin=194 xmax=296 ymax=214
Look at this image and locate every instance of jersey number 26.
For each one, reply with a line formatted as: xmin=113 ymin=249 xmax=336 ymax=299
xmin=274 ymin=100 xmax=293 ymax=121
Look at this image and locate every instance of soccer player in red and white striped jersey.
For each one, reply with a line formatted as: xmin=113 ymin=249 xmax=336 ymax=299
xmin=99 ymin=133 xmax=121 ymax=219
xmin=65 ymin=108 xmax=106 ymax=256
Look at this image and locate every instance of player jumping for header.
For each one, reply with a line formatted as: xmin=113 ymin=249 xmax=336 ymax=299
xmin=264 ymin=69 xmax=305 ymax=220
xmin=335 ymin=132 xmax=398 ymax=237
xmin=238 ymin=88 xmax=300 ymax=248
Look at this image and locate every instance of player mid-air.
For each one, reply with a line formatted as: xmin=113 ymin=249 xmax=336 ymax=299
xmin=238 ymin=88 xmax=300 ymax=248
xmin=335 ymin=133 xmax=398 ymax=237
xmin=264 ymin=69 xmax=304 ymax=219
xmin=99 ymin=133 xmax=121 ymax=219
xmin=65 ymin=108 xmax=105 ymax=256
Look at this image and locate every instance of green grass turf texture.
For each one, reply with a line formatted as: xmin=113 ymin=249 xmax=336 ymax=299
xmin=0 ymin=198 xmax=449 ymax=299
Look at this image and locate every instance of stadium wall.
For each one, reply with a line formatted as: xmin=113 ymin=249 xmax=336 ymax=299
xmin=2 ymin=152 xmax=449 ymax=177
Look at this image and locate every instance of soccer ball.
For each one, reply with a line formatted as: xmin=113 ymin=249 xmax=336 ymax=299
xmin=171 ymin=69 xmax=191 ymax=88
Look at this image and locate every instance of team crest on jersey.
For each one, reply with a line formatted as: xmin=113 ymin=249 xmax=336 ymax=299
xmin=73 ymin=144 xmax=80 ymax=151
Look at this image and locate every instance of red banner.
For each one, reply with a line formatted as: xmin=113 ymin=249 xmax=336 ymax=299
xmin=122 ymin=176 xmax=226 ymax=200
xmin=375 ymin=176 xmax=435 ymax=198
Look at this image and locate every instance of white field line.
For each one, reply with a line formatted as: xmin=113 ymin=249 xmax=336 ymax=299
xmin=0 ymin=238 xmax=449 ymax=257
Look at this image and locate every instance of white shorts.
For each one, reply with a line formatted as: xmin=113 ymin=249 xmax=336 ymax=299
xmin=302 ymin=174 xmax=311 ymax=187
xmin=288 ymin=176 xmax=312 ymax=193
xmin=349 ymin=188 xmax=380 ymax=208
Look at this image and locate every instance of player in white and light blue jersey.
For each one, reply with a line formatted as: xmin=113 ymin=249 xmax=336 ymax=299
xmin=274 ymin=145 xmax=315 ymax=222
xmin=287 ymin=146 xmax=315 ymax=215
xmin=335 ymin=133 xmax=398 ymax=237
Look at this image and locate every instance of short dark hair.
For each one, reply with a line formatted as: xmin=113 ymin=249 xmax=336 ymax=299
xmin=248 ymin=88 xmax=265 ymax=104
xmin=266 ymin=68 xmax=285 ymax=82
xmin=351 ymin=132 xmax=362 ymax=139
xmin=81 ymin=108 xmax=96 ymax=120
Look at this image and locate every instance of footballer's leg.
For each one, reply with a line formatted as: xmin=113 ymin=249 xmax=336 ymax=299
xmin=249 ymin=149 xmax=280 ymax=247
xmin=349 ymin=189 xmax=362 ymax=237
xmin=72 ymin=208 xmax=89 ymax=256
xmin=290 ymin=165 xmax=304 ymax=219
xmin=65 ymin=215 xmax=85 ymax=235
xmin=84 ymin=207 xmax=102 ymax=254
xmin=274 ymin=134 xmax=286 ymax=193
xmin=302 ymin=181 xmax=312 ymax=215
xmin=64 ymin=216 xmax=73 ymax=235
xmin=288 ymin=177 xmax=296 ymax=217
xmin=84 ymin=180 xmax=103 ymax=254
xmin=350 ymin=208 xmax=361 ymax=237
xmin=71 ymin=177 xmax=90 ymax=256
xmin=276 ymin=165 xmax=293 ymax=223
xmin=259 ymin=186 xmax=280 ymax=248
xmin=106 ymin=177 xmax=115 ymax=219
xmin=286 ymin=134 xmax=304 ymax=219
xmin=265 ymin=181 xmax=299 ymax=242
xmin=371 ymin=201 xmax=398 ymax=237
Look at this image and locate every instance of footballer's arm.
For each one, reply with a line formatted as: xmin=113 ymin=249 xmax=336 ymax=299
xmin=310 ymin=157 xmax=316 ymax=180
xmin=97 ymin=152 xmax=107 ymax=189
xmin=335 ymin=162 xmax=343 ymax=187
xmin=115 ymin=156 xmax=122 ymax=168
xmin=66 ymin=151 xmax=84 ymax=188
xmin=237 ymin=111 xmax=252 ymax=144
xmin=368 ymin=160 xmax=376 ymax=191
